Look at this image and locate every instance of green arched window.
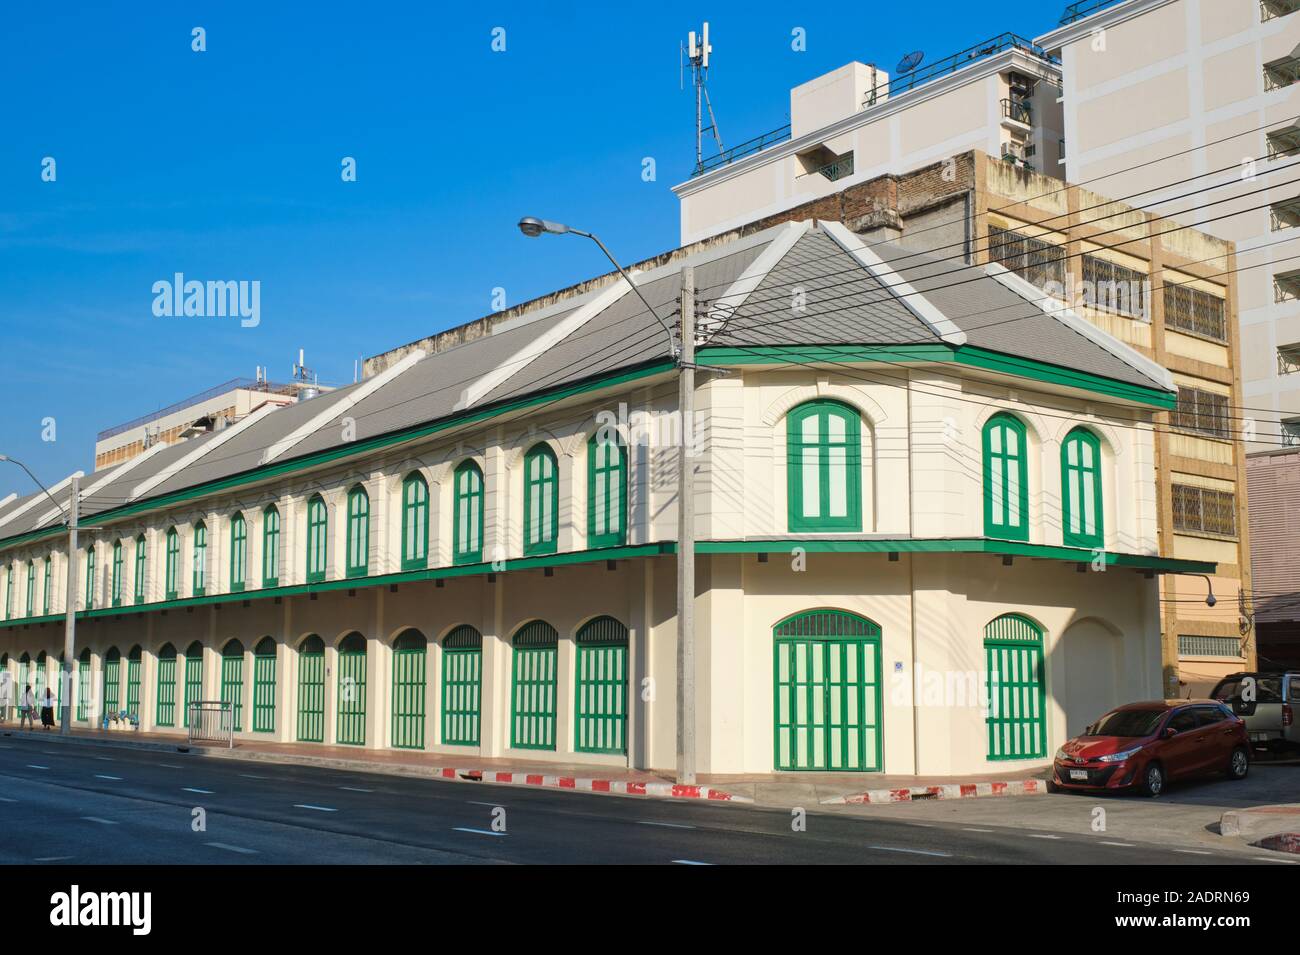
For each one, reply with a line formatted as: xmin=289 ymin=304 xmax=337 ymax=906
xmin=523 ymin=444 xmax=559 ymax=556
xmin=220 ymin=639 xmax=245 ymax=732
xmin=984 ymin=613 xmax=1046 ymax=760
xmin=574 ymin=616 xmax=629 ymax=755
xmin=155 ymin=643 xmax=177 ymax=727
xmin=305 ymin=494 xmax=328 ymax=583
xmin=401 ymin=473 xmax=429 ymax=570
xmin=229 ymin=513 xmax=247 ymax=592
xmin=111 ymin=540 xmax=124 ymax=607
xmin=262 ymin=505 xmax=280 ymax=587
xmin=346 ymin=485 xmax=370 ymax=578
xmin=25 ymin=560 xmax=35 ymax=616
xmin=588 ymin=431 xmax=627 ymax=547
xmin=441 ymin=625 xmax=482 ymax=746
xmin=42 ymin=556 xmax=52 ymax=616
xmin=133 ymin=535 xmax=147 ymax=604
xmin=453 ymin=461 xmax=484 ymax=565
xmin=84 ymin=546 xmax=96 ymax=610
xmin=192 ymin=521 xmax=207 ymax=596
xmin=510 ymin=621 xmax=558 ymax=751
xmin=252 ymin=636 xmax=277 ymax=733
xmin=1061 ymin=428 xmax=1104 ymax=548
xmin=391 ymin=630 xmax=428 ymax=750
xmin=3 ymin=565 xmax=11 ymax=619
xmin=164 ymin=527 xmax=180 ymax=600
xmin=983 ymin=413 xmax=1029 ymax=541
xmin=787 ymin=400 xmax=862 ymax=532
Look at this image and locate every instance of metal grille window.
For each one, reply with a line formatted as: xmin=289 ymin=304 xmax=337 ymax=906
xmin=788 ymin=400 xmax=863 ymax=532
xmin=336 ymin=632 xmax=367 ymax=746
xmin=126 ymin=647 xmax=142 ymax=718
xmin=220 ymin=640 xmax=245 ymax=732
xmin=84 ymin=547 xmax=95 ymax=610
xmin=1081 ymin=253 xmax=1147 ymax=318
xmin=229 ymin=513 xmax=247 ymax=592
xmin=155 ymin=644 xmax=177 ymax=727
xmin=1061 ymin=428 xmax=1104 ymax=548
xmin=77 ymin=651 xmax=90 ymax=721
xmin=252 ymin=638 xmax=277 ymax=733
xmin=1173 ymin=387 xmax=1231 ymax=438
xmin=510 ymin=621 xmax=558 ymax=751
xmin=987 ymin=226 xmax=1066 ymax=292
xmin=1164 ymin=283 xmax=1227 ymax=342
xmin=182 ymin=641 xmax=204 ymax=729
xmin=575 ymin=616 xmax=629 ymax=755
xmin=1178 ymin=634 xmax=1242 ymax=658
xmin=523 ymin=444 xmax=559 ymax=556
xmin=1172 ymin=484 xmax=1237 ymax=537
xmin=192 ymin=522 xmax=206 ymax=596
xmin=296 ymin=635 xmax=325 ymax=742
xmin=111 ymin=540 xmax=123 ymax=607
xmin=102 ymin=648 xmax=121 ymax=721
xmin=984 ymin=614 xmax=1047 ymax=760
xmin=453 ymin=461 xmax=484 ymax=564
xmin=773 ymin=610 xmax=882 ymax=772
xmin=262 ymin=505 xmax=280 ymax=587
xmin=983 ymin=413 xmax=1029 ymax=541
xmin=133 ymin=535 xmax=147 ymax=604
xmin=390 ymin=630 xmax=427 ymax=750
xmin=401 ymin=473 xmax=429 ymax=570
xmin=164 ymin=527 xmax=180 ymax=599
xmin=305 ymin=495 xmax=328 ymax=583
xmin=588 ymin=432 xmax=628 ymax=547
xmin=345 ymin=485 xmax=369 ymax=578
xmin=441 ymin=625 xmax=482 ymax=746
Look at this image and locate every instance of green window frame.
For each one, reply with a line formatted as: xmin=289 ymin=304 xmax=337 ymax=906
xmin=453 ymin=461 xmax=484 ymax=565
xmin=984 ymin=613 xmax=1047 ymax=760
xmin=252 ymin=637 xmax=277 ymax=733
xmin=111 ymin=540 xmax=124 ymax=607
xmin=192 ymin=522 xmax=207 ymax=596
xmin=84 ymin=547 xmax=95 ymax=610
xmin=229 ymin=512 xmax=247 ymax=592
xmin=510 ymin=621 xmax=558 ymax=751
xmin=102 ymin=647 xmax=121 ymax=721
xmin=164 ymin=527 xmax=180 ymax=599
xmin=773 ymin=610 xmax=883 ymax=772
xmin=345 ymin=485 xmax=370 ymax=578
xmin=306 ymin=495 xmax=328 ymax=583
xmin=401 ymin=473 xmax=430 ymax=570
xmin=983 ymin=413 xmax=1030 ymax=541
xmin=587 ymin=432 xmax=628 ymax=547
xmin=182 ymin=641 xmax=203 ymax=729
xmin=787 ymin=400 xmax=863 ymax=532
xmin=42 ymin=557 xmax=51 ymax=616
xmin=133 ymin=535 xmax=147 ymax=604
xmin=220 ymin=640 xmax=245 ymax=732
xmin=18 ymin=653 xmax=30 ymax=697
xmin=33 ymin=651 xmax=47 ymax=701
xmin=1061 ymin=428 xmax=1104 ymax=548
xmin=441 ymin=625 xmax=482 ymax=746
xmin=296 ymin=635 xmax=326 ymax=742
xmin=125 ymin=647 xmax=142 ymax=718
xmin=523 ymin=444 xmax=559 ymax=556
xmin=262 ymin=505 xmax=280 ymax=587
xmin=25 ymin=560 xmax=34 ymax=617
xmin=155 ymin=644 xmax=177 ymax=727
xmin=4 ymin=565 xmax=12 ymax=619
xmin=336 ymin=632 xmax=367 ymax=746
xmin=574 ymin=616 xmax=629 ymax=755
xmin=391 ymin=630 xmax=427 ymax=750
xmin=77 ymin=649 xmax=90 ymax=721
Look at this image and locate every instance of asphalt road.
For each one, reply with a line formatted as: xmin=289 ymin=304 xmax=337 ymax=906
xmin=0 ymin=732 xmax=1286 ymax=865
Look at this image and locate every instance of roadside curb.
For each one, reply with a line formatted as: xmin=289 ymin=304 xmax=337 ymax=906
xmin=822 ymin=779 xmax=1049 ymax=805
xmin=0 ymin=730 xmax=750 ymax=804
xmin=1251 ymin=832 xmax=1300 ymax=855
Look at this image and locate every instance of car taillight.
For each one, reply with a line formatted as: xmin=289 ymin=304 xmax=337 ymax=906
xmin=1284 ymin=704 xmax=1293 ymax=728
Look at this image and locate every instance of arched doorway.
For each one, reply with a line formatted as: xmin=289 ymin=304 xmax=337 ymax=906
xmin=102 ymin=647 xmax=121 ymax=722
xmin=156 ymin=644 xmax=178 ymax=727
xmin=984 ymin=614 xmax=1047 ymax=760
xmin=220 ymin=640 xmax=245 ymax=732
xmin=390 ymin=630 xmax=427 ymax=750
xmin=182 ymin=641 xmax=203 ymax=728
xmin=773 ymin=610 xmax=882 ymax=771
xmin=33 ymin=651 xmax=47 ymax=702
xmin=441 ymin=625 xmax=482 ymax=746
xmin=510 ymin=621 xmax=558 ymax=751
xmin=296 ymin=635 xmax=326 ymax=742
xmin=336 ymin=632 xmax=367 ymax=746
xmin=77 ymin=648 xmax=90 ymax=721
xmin=252 ymin=637 xmax=277 ymax=733
xmin=1063 ymin=618 xmax=1123 ymax=737
xmin=574 ymin=616 xmax=628 ymax=755
xmin=126 ymin=646 xmax=142 ymax=720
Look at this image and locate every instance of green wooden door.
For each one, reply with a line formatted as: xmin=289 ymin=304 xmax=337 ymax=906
xmin=336 ymin=635 xmax=367 ymax=746
xmin=774 ymin=611 xmax=881 ymax=772
xmin=441 ymin=626 xmax=482 ymax=746
xmin=33 ymin=654 xmax=47 ymax=703
xmin=252 ymin=640 xmax=276 ymax=733
xmin=102 ymin=653 xmax=121 ymax=721
xmin=77 ymin=654 xmax=90 ymax=721
xmin=391 ymin=632 xmax=427 ymax=750
xmin=220 ymin=644 xmax=245 ymax=731
xmin=182 ymin=645 xmax=203 ymax=728
xmin=156 ymin=648 xmax=177 ymax=727
xmin=984 ymin=614 xmax=1047 ymax=760
xmin=297 ymin=638 xmax=325 ymax=742
xmin=510 ymin=621 xmax=557 ymax=750
xmin=574 ymin=616 xmax=628 ymax=755
xmin=125 ymin=651 xmax=142 ymax=718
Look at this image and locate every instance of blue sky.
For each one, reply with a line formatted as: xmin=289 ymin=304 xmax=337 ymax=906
xmin=0 ymin=0 xmax=1068 ymax=497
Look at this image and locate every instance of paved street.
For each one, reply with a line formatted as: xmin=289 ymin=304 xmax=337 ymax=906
xmin=0 ymin=733 xmax=1291 ymax=865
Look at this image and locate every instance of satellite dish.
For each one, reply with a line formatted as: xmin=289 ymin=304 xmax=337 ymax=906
xmin=896 ymin=50 xmax=924 ymax=74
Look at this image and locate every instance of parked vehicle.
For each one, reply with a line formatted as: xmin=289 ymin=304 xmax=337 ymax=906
xmin=1210 ymin=671 xmax=1298 ymax=755
xmin=1050 ymin=700 xmax=1249 ymax=797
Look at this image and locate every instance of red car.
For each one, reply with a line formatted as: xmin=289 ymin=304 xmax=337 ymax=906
xmin=1050 ymin=700 xmax=1249 ymax=797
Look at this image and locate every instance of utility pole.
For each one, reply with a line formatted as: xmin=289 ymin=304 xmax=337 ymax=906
xmin=676 ymin=265 xmax=696 ymax=785
xmin=61 ymin=474 xmax=78 ymax=735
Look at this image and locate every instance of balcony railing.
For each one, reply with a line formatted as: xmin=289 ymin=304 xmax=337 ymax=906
xmin=1262 ymin=0 xmax=1300 ymax=22
xmin=1001 ymin=98 xmax=1032 ymax=124
xmin=815 ymin=153 xmax=855 ymax=182
xmin=1059 ymin=1 xmax=1126 ymax=25
xmin=1279 ymin=346 xmax=1300 ymax=376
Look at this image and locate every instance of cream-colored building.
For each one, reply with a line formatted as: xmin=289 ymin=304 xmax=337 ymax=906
xmin=0 ymin=220 xmax=1210 ymax=777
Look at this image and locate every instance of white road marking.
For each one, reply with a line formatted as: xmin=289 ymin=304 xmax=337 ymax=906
xmin=1259 ymin=857 xmax=1299 ymax=864
xmin=26 ymin=764 xmax=48 ymax=770
xmin=94 ymin=756 xmax=115 ymax=762
xmin=34 ymin=856 xmax=73 ymax=862
xmin=0 ymin=796 xmax=17 ymax=803
xmin=867 ymin=845 xmax=953 ymax=858
xmin=205 ymin=842 xmax=258 ymax=855
xmin=637 ymin=820 xmax=696 ymax=830
xmin=1027 ymin=834 xmax=1062 ymax=840
xmin=339 ymin=786 xmax=373 ymax=793
xmin=294 ymin=804 xmax=337 ymax=812
xmin=452 ymin=827 xmax=505 ymax=837
xmin=466 ymin=800 xmax=503 ymax=808
xmin=1174 ymin=849 xmax=1213 ymax=856
xmin=81 ymin=817 xmax=117 ymax=825
xmin=93 ymin=775 xmax=123 ymax=781
xmin=672 ymin=859 xmax=714 ymax=865
xmin=1100 ymin=841 xmax=1135 ymax=847
xmin=182 ymin=787 xmax=214 ymax=794
xmin=157 ymin=763 xmax=184 ymax=769
xmin=962 ymin=827 xmax=995 ymax=833
xmin=239 ymin=773 xmax=269 ymax=780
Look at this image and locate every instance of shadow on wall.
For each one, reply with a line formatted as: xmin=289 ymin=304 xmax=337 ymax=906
xmin=1061 ymin=616 xmax=1124 ymax=738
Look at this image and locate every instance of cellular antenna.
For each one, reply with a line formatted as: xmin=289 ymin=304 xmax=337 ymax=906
xmin=684 ymin=21 xmax=725 ymax=175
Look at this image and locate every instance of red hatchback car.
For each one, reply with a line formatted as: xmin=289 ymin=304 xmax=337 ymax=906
xmin=1050 ymin=700 xmax=1249 ymax=797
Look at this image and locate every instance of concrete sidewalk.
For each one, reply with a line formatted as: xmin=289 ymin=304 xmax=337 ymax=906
xmin=700 ymin=766 xmax=1050 ymax=807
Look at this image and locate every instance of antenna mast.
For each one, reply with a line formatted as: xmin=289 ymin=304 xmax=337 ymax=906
xmin=685 ymin=22 xmax=725 ymax=173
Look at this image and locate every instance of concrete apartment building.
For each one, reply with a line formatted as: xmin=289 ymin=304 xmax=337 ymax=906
xmin=672 ymin=30 xmax=1253 ymax=692
xmin=0 ymin=218 xmax=1210 ymax=776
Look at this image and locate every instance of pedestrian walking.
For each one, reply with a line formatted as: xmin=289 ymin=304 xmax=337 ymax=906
xmin=0 ymin=671 xmax=11 ymax=724
xmin=41 ymin=686 xmax=55 ymax=730
xmin=19 ymin=684 xmax=35 ymax=730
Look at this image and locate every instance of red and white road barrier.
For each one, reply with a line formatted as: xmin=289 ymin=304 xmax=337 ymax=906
xmin=431 ymin=766 xmax=750 ymax=802
xmin=824 ymin=779 xmax=1049 ymax=805
xmin=1252 ymin=832 xmax=1300 ymax=855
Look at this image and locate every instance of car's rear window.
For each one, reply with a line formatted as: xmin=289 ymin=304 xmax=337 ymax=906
xmin=1213 ymin=675 xmax=1285 ymax=704
xmin=1091 ymin=708 xmax=1166 ymax=737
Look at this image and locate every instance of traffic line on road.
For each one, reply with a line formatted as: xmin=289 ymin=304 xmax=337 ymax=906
xmin=1174 ymin=849 xmax=1213 ymax=855
xmin=26 ymin=764 xmax=48 ymax=770
xmin=0 ymin=796 xmax=18 ymax=803
xmin=81 ymin=817 xmax=118 ymax=825
xmin=206 ymin=842 xmax=258 ymax=855
xmin=239 ymin=773 xmax=269 ymax=780
xmin=94 ymin=756 xmax=115 ymax=762
xmin=867 ymin=845 xmax=953 ymax=857
xmin=962 ymin=827 xmax=995 ymax=833
xmin=35 ymin=856 xmax=73 ymax=862
xmin=1100 ymin=841 xmax=1135 ymax=847
xmin=1027 ymin=834 xmax=1062 ymax=840
xmin=672 ymin=859 xmax=713 ymax=865
xmin=339 ymin=786 xmax=373 ymax=793
xmin=182 ymin=787 xmax=214 ymax=794
xmin=452 ymin=827 xmax=505 ymax=837
xmin=637 ymin=820 xmax=696 ymax=830
xmin=466 ymin=800 xmax=504 ymax=808
xmin=294 ymin=804 xmax=338 ymax=812
xmin=157 ymin=764 xmax=184 ymax=769
xmin=93 ymin=775 xmax=123 ymax=781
